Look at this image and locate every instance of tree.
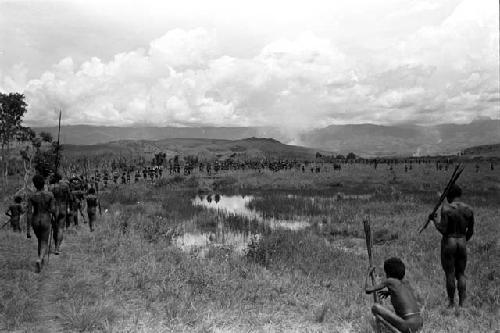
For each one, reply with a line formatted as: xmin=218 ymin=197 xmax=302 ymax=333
xmin=40 ymin=131 xmax=53 ymax=143
xmin=0 ymin=92 xmax=28 ymax=186
xmin=346 ymin=152 xmax=357 ymax=160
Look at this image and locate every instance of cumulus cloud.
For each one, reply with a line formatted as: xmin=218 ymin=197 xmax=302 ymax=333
xmin=0 ymin=0 xmax=498 ymax=128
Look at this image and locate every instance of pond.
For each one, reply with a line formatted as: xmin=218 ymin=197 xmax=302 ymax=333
xmin=192 ymin=194 xmax=311 ymax=230
xmin=174 ymin=193 xmax=373 ymax=257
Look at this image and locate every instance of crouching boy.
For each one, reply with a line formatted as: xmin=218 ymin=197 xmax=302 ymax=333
xmin=365 ymin=257 xmax=423 ymax=333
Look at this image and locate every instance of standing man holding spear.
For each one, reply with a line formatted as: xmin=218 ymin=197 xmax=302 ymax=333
xmin=423 ymin=164 xmax=474 ymax=308
xmin=49 ymin=110 xmax=69 ymax=255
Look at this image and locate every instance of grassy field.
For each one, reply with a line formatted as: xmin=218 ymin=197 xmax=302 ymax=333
xmin=0 ymin=161 xmax=498 ymax=332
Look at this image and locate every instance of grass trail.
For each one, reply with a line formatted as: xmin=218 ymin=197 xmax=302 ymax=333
xmin=0 ymin=227 xmax=97 ymax=332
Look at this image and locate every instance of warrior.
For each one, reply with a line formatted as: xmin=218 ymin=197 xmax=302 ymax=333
xmin=68 ymin=185 xmax=85 ymax=227
xmin=86 ymin=188 xmax=100 ymax=232
xmin=49 ymin=174 xmax=70 ymax=255
xmin=26 ymin=175 xmax=55 ymax=272
xmin=429 ymin=184 xmax=474 ymax=308
xmin=5 ymin=195 xmax=24 ymax=232
xmin=365 ymin=258 xmax=423 ymax=333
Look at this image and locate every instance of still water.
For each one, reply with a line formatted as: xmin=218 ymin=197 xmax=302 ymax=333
xmin=174 ymin=194 xmax=311 ymax=257
xmin=192 ymin=194 xmax=311 ymax=230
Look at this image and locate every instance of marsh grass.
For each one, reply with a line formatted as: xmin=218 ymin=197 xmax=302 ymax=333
xmin=0 ymin=271 xmax=37 ymax=329
xmin=58 ymin=300 xmax=118 ymax=332
xmin=0 ymin=232 xmax=38 ymax=330
xmin=1 ymin=163 xmax=499 ymax=332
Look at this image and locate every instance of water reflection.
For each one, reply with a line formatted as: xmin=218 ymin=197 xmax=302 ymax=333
xmin=176 ymin=193 xmax=372 ymax=257
xmin=193 ymin=195 xmax=257 ymax=219
xmin=193 ymin=195 xmax=311 ymax=231
xmin=175 ymin=230 xmax=260 ymax=257
xmin=174 ymin=194 xmax=311 ymax=257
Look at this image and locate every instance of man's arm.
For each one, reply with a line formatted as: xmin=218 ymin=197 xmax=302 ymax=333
xmin=364 ymin=267 xmax=387 ymax=294
xmin=26 ymin=199 xmax=32 ymax=237
xmin=49 ymin=194 xmax=56 ymax=218
xmin=432 ymin=205 xmax=448 ymax=235
xmin=466 ymin=211 xmax=474 ymax=241
xmin=5 ymin=207 xmax=12 ymax=217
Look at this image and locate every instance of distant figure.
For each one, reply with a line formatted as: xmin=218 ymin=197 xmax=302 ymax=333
xmin=5 ymin=196 xmax=24 ymax=232
xmin=27 ymin=175 xmax=55 ymax=273
xmin=365 ymin=258 xmax=423 ymax=333
xmin=86 ymin=188 xmax=100 ymax=232
xmin=429 ymin=184 xmax=474 ymax=308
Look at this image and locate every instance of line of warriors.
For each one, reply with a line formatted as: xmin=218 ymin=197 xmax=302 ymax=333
xmin=5 ymin=173 xmax=101 ymax=273
xmin=71 ymin=159 xmax=495 ymax=186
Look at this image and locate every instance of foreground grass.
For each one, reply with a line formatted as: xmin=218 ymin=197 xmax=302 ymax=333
xmin=1 ymin=166 xmax=499 ymax=332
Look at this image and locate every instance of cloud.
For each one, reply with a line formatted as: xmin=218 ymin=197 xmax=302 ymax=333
xmin=0 ymin=0 xmax=498 ymax=128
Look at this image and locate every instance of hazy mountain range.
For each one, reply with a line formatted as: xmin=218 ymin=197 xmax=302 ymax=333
xmin=34 ymin=119 xmax=500 ymax=157
xmin=61 ymin=137 xmax=321 ymax=161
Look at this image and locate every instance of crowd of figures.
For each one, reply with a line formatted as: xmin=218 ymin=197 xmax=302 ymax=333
xmin=54 ymin=155 xmax=496 ymax=190
xmin=4 ymin=173 xmax=101 ymax=273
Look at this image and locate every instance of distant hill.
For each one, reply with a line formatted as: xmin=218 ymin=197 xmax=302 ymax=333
xmin=35 ymin=119 xmax=500 ymax=156
xmin=62 ymin=137 xmax=322 ymax=161
xmin=462 ymin=143 xmax=500 ymax=158
xmin=299 ymin=119 xmax=500 ymax=156
xmin=35 ymin=125 xmax=289 ymax=146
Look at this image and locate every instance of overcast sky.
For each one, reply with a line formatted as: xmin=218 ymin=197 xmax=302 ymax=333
xmin=0 ymin=0 xmax=498 ymax=128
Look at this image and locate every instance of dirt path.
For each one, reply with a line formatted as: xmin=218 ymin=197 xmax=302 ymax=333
xmin=1 ymin=226 xmax=88 ymax=333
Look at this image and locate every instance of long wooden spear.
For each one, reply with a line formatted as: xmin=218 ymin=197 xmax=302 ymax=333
xmin=54 ymin=110 xmax=62 ymax=173
xmin=48 ymin=110 xmax=61 ymax=263
xmin=363 ymin=216 xmax=380 ymax=333
xmin=419 ymin=163 xmax=464 ymax=233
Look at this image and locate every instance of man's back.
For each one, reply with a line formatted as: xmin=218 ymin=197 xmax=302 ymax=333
xmin=51 ymin=183 xmax=70 ymax=204
xmin=440 ymin=201 xmax=474 ymax=239
xmin=386 ymin=278 xmax=420 ymax=318
xmin=8 ymin=204 xmax=23 ymax=217
xmin=29 ymin=191 xmax=55 ymax=216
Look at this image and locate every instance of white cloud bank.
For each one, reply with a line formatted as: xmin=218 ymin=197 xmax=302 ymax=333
xmin=1 ymin=0 xmax=498 ymax=128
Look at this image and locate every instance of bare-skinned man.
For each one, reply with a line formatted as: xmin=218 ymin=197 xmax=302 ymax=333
xmin=429 ymin=183 xmax=474 ymax=308
xmin=5 ymin=196 xmax=24 ymax=232
xmin=26 ymin=175 xmax=55 ymax=273
xmin=49 ymin=174 xmax=70 ymax=255
xmin=86 ymin=188 xmax=100 ymax=232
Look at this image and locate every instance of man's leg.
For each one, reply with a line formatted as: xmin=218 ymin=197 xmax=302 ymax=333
xmin=371 ymin=304 xmax=410 ymax=333
xmin=12 ymin=218 xmax=21 ymax=232
xmin=15 ymin=219 xmax=21 ymax=232
xmin=88 ymin=212 xmax=95 ymax=232
xmin=66 ymin=213 xmax=71 ymax=228
xmin=441 ymin=238 xmax=457 ymax=307
xmin=456 ymin=238 xmax=467 ymax=307
xmin=54 ymin=214 xmax=64 ymax=254
xmin=34 ymin=223 xmax=49 ymax=273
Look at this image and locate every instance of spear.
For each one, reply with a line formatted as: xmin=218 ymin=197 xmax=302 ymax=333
xmin=54 ymin=110 xmax=62 ymax=173
xmin=419 ymin=163 xmax=464 ymax=233
xmin=363 ymin=217 xmax=380 ymax=333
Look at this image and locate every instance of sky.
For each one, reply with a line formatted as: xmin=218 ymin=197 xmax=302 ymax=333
xmin=0 ymin=0 xmax=499 ymax=128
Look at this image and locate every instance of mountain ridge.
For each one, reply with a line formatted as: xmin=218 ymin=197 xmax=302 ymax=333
xmin=34 ymin=119 xmax=500 ymax=156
